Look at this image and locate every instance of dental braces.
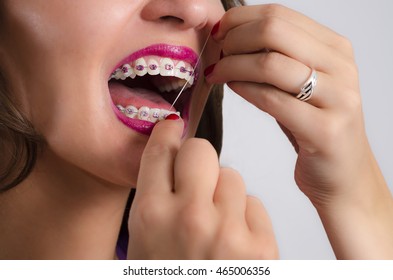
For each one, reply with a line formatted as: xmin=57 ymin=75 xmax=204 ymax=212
xmin=170 ymin=32 xmax=211 ymax=110
xmin=111 ymin=62 xmax=194 ymax=79
xmin=116 ymin=104 xmax=180 ymax=123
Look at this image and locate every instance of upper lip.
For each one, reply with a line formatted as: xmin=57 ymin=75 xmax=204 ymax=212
xmin=110 ymin=43 xmax=200 ymax=75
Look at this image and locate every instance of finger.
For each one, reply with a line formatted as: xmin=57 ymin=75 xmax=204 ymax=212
xmin=136 ymin=118 xmax=184 ymax=198
xmin=213 ymin=168 xmax=247 ymax=219
xmin=220 ymin=17 xmax=344 ymax=73
xmin=245 ymin=196 xmax=277 ymax=251
xmin=173 ymin=138 xmax=220 ymax=201
xmin=215 ymin=4 xmax=348 ymax=56
xmin=206 ymin=52 xmax=337 ymax=108
xmin=227 ymin=81 xmax=326 ymax=146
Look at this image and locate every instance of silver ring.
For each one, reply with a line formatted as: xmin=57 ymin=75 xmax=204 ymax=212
xmin=296 ymin=69 xmax=318 ymax=102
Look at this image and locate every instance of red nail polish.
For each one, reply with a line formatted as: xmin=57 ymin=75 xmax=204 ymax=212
xmin=204 ymin=64 xmax=216 ymax=77
xmin=211 ymin=21 xmax=220 ymax=36
xmin=165 ymin=113 xmax=180 ymax=121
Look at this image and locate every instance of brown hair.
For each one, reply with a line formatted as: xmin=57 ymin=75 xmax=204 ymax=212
xmin=0 ymin=68 xmax=43 ymax=192
xmin=196 ymin=0 xmax=246 ymax=152
xmin=0 ymin=0 xmax=245 ymax=192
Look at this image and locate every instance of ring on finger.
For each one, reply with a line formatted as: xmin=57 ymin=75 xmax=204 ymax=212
xmin=296 ymin=69 xmax=318 ymax=102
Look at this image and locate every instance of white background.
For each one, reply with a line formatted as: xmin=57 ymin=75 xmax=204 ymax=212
xmin=221 ymin=0 xmax=393 ymax=259
xmin=2 ymin=261 xmax=393 ymax=280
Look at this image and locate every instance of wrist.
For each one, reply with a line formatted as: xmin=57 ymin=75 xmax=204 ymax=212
xmin=313 ymin=154 xmax=393 ymax=259
xmin=313 ymin=150 xmax=390 ymax=214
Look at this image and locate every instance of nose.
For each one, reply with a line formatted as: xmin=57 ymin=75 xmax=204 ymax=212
xmin=141 ymin=0 xmax=213 ymax=30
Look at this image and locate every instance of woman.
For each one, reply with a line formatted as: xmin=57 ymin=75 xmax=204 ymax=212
xmin=0 ymin=0 xmax=392 ymax=259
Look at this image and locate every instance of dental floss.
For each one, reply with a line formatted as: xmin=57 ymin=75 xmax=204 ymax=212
xmin=169 ymin=33 xmax=211 ymax=111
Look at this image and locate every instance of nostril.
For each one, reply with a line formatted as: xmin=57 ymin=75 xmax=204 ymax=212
xmin=160 ymin=16 xmax=184 ymax=24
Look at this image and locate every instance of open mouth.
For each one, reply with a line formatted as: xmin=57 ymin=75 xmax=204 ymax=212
xmin=108 ymin=44 xmax=199 ymax=135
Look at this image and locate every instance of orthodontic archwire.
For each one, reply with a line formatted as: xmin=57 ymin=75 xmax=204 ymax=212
xmin=169 ymin=32 xmax=211 ymax=111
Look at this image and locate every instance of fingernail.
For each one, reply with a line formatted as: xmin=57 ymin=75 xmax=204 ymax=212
xmin=165 ymin=113 xmax=180 ymax=121
xmin=204 ymin=64 xmax=216 ymax=77
xmin=211 ymin=21 xmax=220 ymax=36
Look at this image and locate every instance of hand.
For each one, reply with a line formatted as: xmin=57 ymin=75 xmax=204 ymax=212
xmin=205 ymin=4 xmax=393 ymax=259
xmin=127 ymin=117 xmax=278 ymax=259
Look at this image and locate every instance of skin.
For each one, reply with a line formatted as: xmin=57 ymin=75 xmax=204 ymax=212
xmin=0 ymin=1 xmax=392 ymax=260
xmin=206 ymin=4 xmax=393 ymax=259
xmin=0 ymin=0 xmax=278 ymax=259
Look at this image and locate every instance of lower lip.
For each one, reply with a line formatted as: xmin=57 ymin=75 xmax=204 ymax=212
xmin=111 ymin=102 xmax=189 ymax=136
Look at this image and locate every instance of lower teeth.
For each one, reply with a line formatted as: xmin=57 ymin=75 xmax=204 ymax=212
xmin=116 ymin=104 xmax=180 ymax=123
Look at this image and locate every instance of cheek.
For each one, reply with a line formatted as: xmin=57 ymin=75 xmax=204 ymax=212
xmin=38 ymin=76 xmax=150 ymax=187
xmin=2 ymin=1 xmax=149 ymax=186
xmin=47 ymin=124 xmax=148 ymax=187
xmin=4 ymin=1 xmax=130 ymax=51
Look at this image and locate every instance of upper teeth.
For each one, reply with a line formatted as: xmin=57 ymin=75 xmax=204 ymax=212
xmin=110 ymin=56 xmax=195 ymax=92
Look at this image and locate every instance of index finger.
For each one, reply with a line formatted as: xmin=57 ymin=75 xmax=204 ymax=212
xmin=136 ymin=118 xmax=184 ymax=198
xmin=214 ymin=4 xmax=341 ymax=48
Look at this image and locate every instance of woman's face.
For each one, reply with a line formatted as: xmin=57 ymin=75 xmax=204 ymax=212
xmin=0 ymin=0 xmax=224 ymax=187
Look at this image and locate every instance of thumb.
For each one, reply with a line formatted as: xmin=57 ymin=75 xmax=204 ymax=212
xmin=136 ymin=114 xmax=184 ymax=197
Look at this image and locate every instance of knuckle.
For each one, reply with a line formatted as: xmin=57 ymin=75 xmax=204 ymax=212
xmin=142 ymin=143 xmax=173 ymax=162
xmin=217 ymin=168 xmax=247 ymax=204
xmin=182 ymin=138 xmax=218 ymax=159
xmin=341 ymin=88 xmax=362 ymax=113
xmin=337 ymin=58 xmax=359 ymax=81
xmin=255 ymin=238 xmax=280 ymax=259
xmin=211 ymin=229 xmax=245 ymax=258
xmin=224 ymin=6 xmax=240 ymax=22
xmin=260 ymin=87 xmax=287 ymax=110
xmin=314 ymin=114 xmax=358 ymax=155
xmin=321 ymin=87 xmax=362 ymax=138
xmin=263 ymin=3 xmax=286 ymax=17
xmin=131 ymin=196 xmax=165 ymax=229
xmin=259 ymin=16 xmax=282 ymax=39
xmin=335 ymin=35 xmax=354 ymax=54
xmin=247 ymin=195 xmax=262 ymax=207
xmin=220 ymin=167 xmax=244 ymax=185
xmin=258 ymin=51 xmax=283 ymax=74
xmin=179 ymin=203 xmax=213 ymax=239
xmin=183 ymin=137 xmax=212 ymax=151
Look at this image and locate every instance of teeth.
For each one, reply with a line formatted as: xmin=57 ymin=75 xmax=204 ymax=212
xmin=157 ymin=79 xmax=188 ymax=93
xmin=160 ymin=58 xmax=175 ymax=77
xmin=157 ymin=85 xmax=166 ymax=93
xmin=187 ymin=75 xmax=194 ymax=87
xmin=171 ymin=81 xmax=179 ymax=91
xmin=125 ymin=105 xmax=138 ymax=118
xmin=110 ymin=56 xmax=196 ymax=92
xmin=116 ymin=105 xmax=125 ymax=113
xmin=149 ymin=108 xmax=161 ymax=123
xmin=159 ymin=110 xmax=170 ymax=121
xmin=138 ymin=106 xmax=150 ymax=121
xmin=174 ymin=61 xmax=188 ymax=80
xmin=173 ymin=80 xmax=184 ymax=91
xmin=117 ymin=104 xmax=180 ymax=124
xmin=147 ymin=58 xmax=160 ymax=76
xmin=120 ymin=64 xmax=130 ymax=80
xmin=134 ymin=58 xmax=148 ymax=76
xmin=113 ymin=69 xmax=124 ymax=80
xmin=123 ymin=64 xmax=136 ymax=79
xmin=164 ymin=83 xmax=172 ymax=92
xmin=158 ymin=110 xmax=180 ymax=121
